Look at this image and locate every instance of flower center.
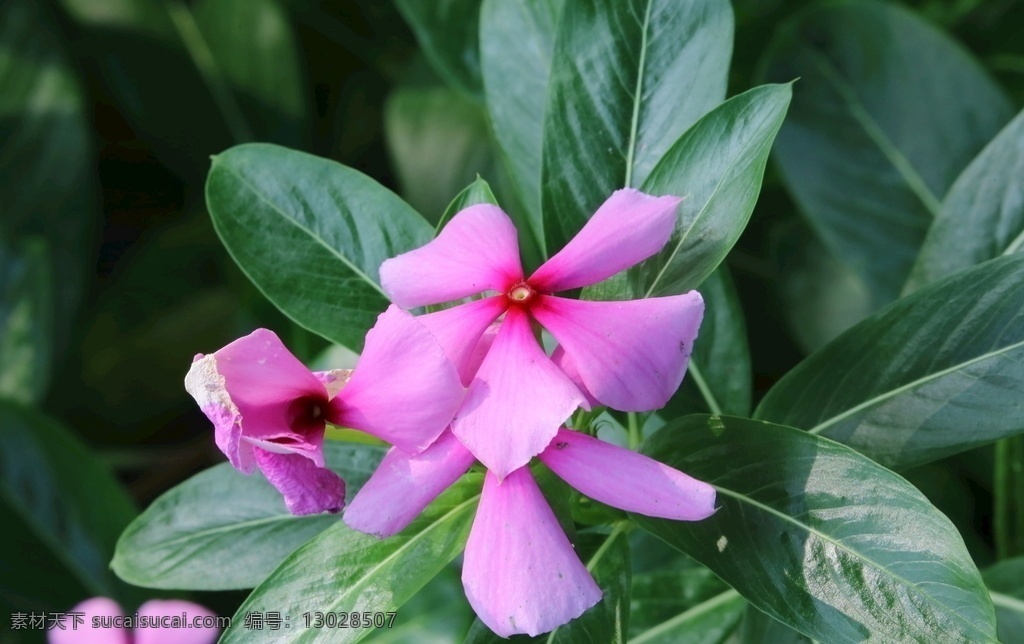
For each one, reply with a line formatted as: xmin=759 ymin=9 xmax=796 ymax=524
xmin=507 ymin=282 xmax=535 ymax=305
xmin=288 ymin=395 xmax=328 ymax=433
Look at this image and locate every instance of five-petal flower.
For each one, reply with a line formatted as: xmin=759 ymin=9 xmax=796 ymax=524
xmin=380 ymin=188 xmax=705 ymax=479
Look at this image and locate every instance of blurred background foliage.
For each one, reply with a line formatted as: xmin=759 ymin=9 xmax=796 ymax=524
xmin=1 ymin=0 xmax=1022 ymax=638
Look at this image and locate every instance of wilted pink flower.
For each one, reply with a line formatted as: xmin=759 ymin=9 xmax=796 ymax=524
xmin=185 ymin=305 xmax=463 ymax=515
xmin=381 ymin=189 xmax=704 ymax=478
xmin=345 ymin=426 xmax=715 ymax=637
xmin=48 ymin=597 xmax=219 ymax=644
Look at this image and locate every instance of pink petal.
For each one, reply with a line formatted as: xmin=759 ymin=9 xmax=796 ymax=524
xmin=253 ymin=448 xmax=345 ymax=515
xmin=550 ymin=346 xmax=600 ymax=409
xmin=135 ymin=600 xmax=220 ymax=644
xmin=327 ymin=306 xmax=464 ymax=453
xmin=49 ymin=597 xmax=129 ymax=644
xmin=531 ymin=293 xmax=704 ymax=411
xmin=417 ymin=297 xmax=506 ymax=385
xmin=528 ymin=189 xmax=680 ymax=293
xmin=539 ymin=429 xmax=716 ymax=520
xmin=185 ymin=329 xmax=328 ymax=472
xmin=344 ymin=429 xmax=476 ymax=537
xmin=452 ymin=308 xmax=586 ymax=479
xmin=380 ymin=204 xmax=524 ymax=308
xmin=462 ymin=469 xmax=601 ymax=637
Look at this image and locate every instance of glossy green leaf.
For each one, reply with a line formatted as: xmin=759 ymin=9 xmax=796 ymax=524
xmin=365 ymin=565 xmax=474 ymax=643
xmin=982 ymin=557 xmax=1024 ymax=643
xmin=1 ymin=0 xmax=94 ymax=358
xmin=582 ymin=84 xmax=792 ymax=301
xmin=631 ymin=590 xmax=744 ymax=644
xmin=480 ymin=0 xmax=563 ymax=248
xmin=437 ymin=178 xmax=499 ymax=234
xmin=634 ymin=415 xmax=997 ymax=642
xmin=394 ymin=0 xmax=483 ymax=100
xmin=222 ymin=475 xmax=481 ymax=643
xmin=756 ymin=255 xmax=1024 ymax=470
xmin=0 ymin=239 xmax=51 ymax=403
xmin=906 ymin=106 xmax=1024 ymax=293
xmin=761 ymin=0 xmax=1013 ymax=303
xmin=541 ymin=0 xmax=733 ymax=250
xmin=995 ymin=436 xmax=1024 ymax=559
xmin=628 ymin=543 xmax=742 ymax=644
xmin=385 ymin=86 xmax=498 ymax=223
xmin=192 ymin=0 xmax=307 ymax=147
xmin=0 ymin=401 xmax=139 ymax=605
xmin=206 ymin=143 xmax=433 ymax=351
xmin=739 ymin=606 xmax=813 ymax=644
xmin=112 ymin=442 xmax=386 ymax=590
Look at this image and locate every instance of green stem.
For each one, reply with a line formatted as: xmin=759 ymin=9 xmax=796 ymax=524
xmin=627 ymin=412 xmax=641 ymax=449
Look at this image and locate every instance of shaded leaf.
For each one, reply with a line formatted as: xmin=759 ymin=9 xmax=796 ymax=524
xmin=630 ymin=589 xmax=743 ymax=644
xmin=906 ymin=106 xmax=1024 ymax=292
xmin=995 ymin=436 xmax=1024 ymax=559
xmin=0 ymin=401 xmax=139 ymax=607
xmin=983 ymin=557 xmax=1024 ymax=643
xmin=394 ymin=0 xmax=483 ymax=99
xmin=635 ymin=415 xmax=997 ymax=642
xmin=112 ymin=442 xmax=386 ymax=590
xmin=0 ymin=239 xmax=51 ymax=403
xmin=756 ymin=255 xmax=1024 ymax=470
xmin=761 ymin=0 xmax=1013 ymax=302
xmin=437 ymin=177 xmax=499 ymax=234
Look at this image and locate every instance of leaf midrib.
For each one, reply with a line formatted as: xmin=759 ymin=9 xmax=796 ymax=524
xmin=623 ymin=0 xmax=654 ymax=189
xmin=711 ymin=481 xmax=987 ymax=639
xmin=807 ymin=338 xmax=1024 ymax=435
xmin=215 ymin=159 xmax=390 ymax=300
xmin=629 ymin=588 xmax=741 ymax=643
xmin=805 ymin=49 xmax=941 ymax=218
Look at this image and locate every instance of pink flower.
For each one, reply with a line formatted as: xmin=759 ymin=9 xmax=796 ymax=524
xmin=48 ymin=597 xmax=219 ymax=644
xmin=345 ymin=426 xmax=715 ymax=637
xmin=185 ymin=305 xmax=463 ymax=515
xmin=381 ymin=188 xmax=704 ymax=479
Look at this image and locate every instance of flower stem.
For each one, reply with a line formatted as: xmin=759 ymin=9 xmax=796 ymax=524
xmin=627 ymin=412 xmax=641 ymax=449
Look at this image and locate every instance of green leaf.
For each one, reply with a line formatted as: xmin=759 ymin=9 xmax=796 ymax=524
xmin=541 ymin=0 xmax=733 ymax=251
xmin=662 ymin=266 xmax=751 ymax=417
xmin=385 ymin=86 xmax=499 ymax=223
xmin=205 ymin=143 xmax=434 ymax=351
xmin=364 ymin=565 xmax=474 ymax=643
xmin=480 ymin=0 xmax=563 ymax=248
xmin=57 ymin=0 xmax=235 ymax=174
xmin=771 ymin=217 xmax=874 ymax=354
xmin=1 ymin=0 xmax=94 ymax=358
xmin=995 ymin=436 xmax=1024 ymax=559
xmin=906 ymin=106 xmax=1024 ymax=293
xmin=581 ymin=84 xmax=792 ymax=302
xmin=761 ymin=0 xmax=1013 ymax=303
xmin=0 ymin=401 xmax=139 ymax=607
xmin=635 ymin=415 xmax=997 ymax=642
xmin=982 ymin=557 xmax=1024 ymax=643
xmin=630 ymin=590 xmax=744 ymax=644
xmin=0 ymin=239 xmax=52 ymax=403
xmin=394 ymin=0 xmax=483 ymax=100
xmin=192 ymin=0 xmax=308 ymax=147
xmin=738 ymin=605 xmax=813 ymax=644
xmin=755 ymin=255 xmax=1024 ymax=470
xmin=222 ymin=475 xmax=481 ymax=643
xmin=628 ymin=542 xmax=742 ymax=644
xmin=112 ymin=442 xmax=386 ymax=590
xmin=437 ymin=178 xmax=499 ymax=234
